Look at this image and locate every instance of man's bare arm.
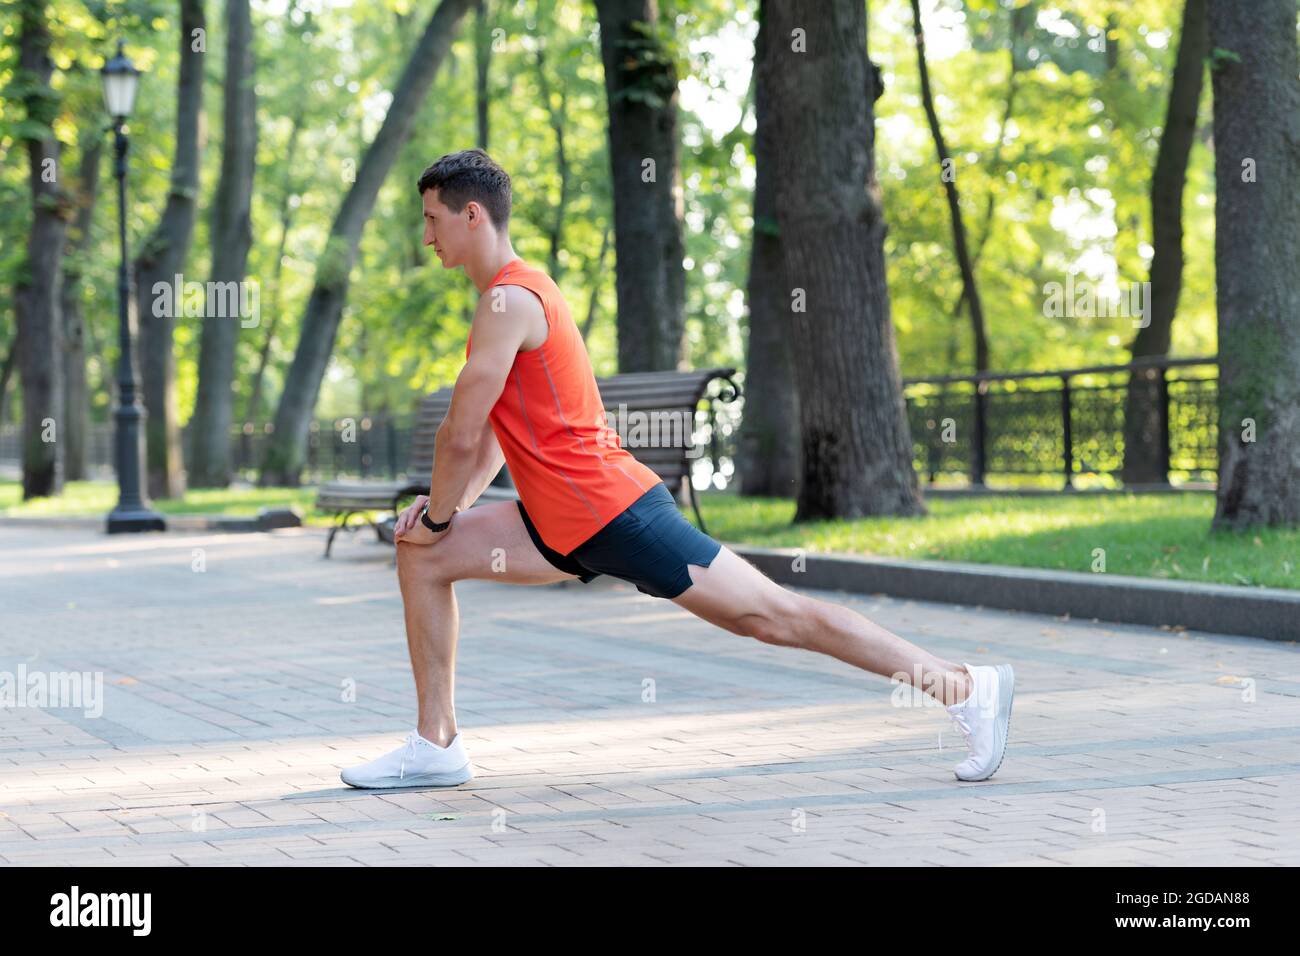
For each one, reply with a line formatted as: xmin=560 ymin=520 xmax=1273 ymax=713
xmin=418 ymin=286 xmax=538 ymax=531
xmin=456 ymin=418 xmax=506 ymax=512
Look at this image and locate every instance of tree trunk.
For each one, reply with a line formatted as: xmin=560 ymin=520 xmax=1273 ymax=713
xmin=475 ymin=0 xmax=491 ymax=148
xmin=60 ymin=135 xmax=102 ymax=482
xmin=242 ymin=0 xmax=315 ymax=452
xmin=260 ymin=0 xmax=478 ymax=486
xmin=1120 ymin=0 xmax=1207 ymax=485
xmin=1208 ymin=0 xmax=1300 ymax=528
xmin=579 ymin=225 xmax=612 ymax=342
xmin=910 ymin=0 xmax=990 ymax=486
xmin=243 ymin=110 xmax=304 ymax=451
xmin=949 ymin=1 xmax=1027 ymax=362
xmin=471 ymin=8 xmax=499 ymax=485
xmin=535 ymin=36 xmax=571 ymax=282
xmin=736 ymin=0 xmax=799 ymax=497
xmin=14 ymin=0 xmax=69 ymax=500
xmin=189 ymin=0 xmax=256 ymax=488
xmin=595 ymin=0 xmax=687 ymax=371
xmin=910 ymin=0 xmax=988 ymax=373
xmin=137 ymin=0 xmax=206 ymax=498
xmin=0 ymin=331 xmax=20 ymax=427
xmin=763 ymin=0 xmax=924 ymax=520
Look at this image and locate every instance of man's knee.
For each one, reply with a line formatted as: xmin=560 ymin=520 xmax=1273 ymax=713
xmin=740 ymin=590 xmax=813 ymax=648
xmin=396 ymin=540 xmax=454 ymax=586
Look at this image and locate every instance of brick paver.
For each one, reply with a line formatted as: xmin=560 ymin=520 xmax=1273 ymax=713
xmin=1 ymin=523 xmax=1298 ymax=866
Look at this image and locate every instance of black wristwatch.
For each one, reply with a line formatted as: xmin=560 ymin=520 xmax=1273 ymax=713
xmin=419 ymin=504 xmax=454 ymax=533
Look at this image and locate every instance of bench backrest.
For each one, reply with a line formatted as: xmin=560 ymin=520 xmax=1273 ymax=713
xmin=406 ymin=367 xmax=737 ymax=490
xmin=406 ymin=391 xmax=455 ymax=482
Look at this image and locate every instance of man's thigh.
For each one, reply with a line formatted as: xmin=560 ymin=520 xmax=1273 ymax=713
xmin=397 ymin=499 xmax=580 ymax=586
xmin=668 ymin=545 xmax=804 ymax=636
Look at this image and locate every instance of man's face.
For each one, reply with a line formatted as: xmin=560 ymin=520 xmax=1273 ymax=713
xmin=422 ymin=188 xmax=474 ymax=269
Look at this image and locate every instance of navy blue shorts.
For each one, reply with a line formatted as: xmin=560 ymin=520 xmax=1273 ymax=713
xmin=516 ymin=482 xmax=723 ymax=599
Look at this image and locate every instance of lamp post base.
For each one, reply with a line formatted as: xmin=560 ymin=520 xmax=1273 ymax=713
xmin=106 ymin=508 xmax=167 ymax=534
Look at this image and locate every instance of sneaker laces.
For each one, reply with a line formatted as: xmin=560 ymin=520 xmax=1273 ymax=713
xmin=947 ymin=669 xmax=977 ymax=751
xmin=399 ymin=731 xmax=423 ymax=780
xmin=948 ymin=709 xmax=973 ymax=751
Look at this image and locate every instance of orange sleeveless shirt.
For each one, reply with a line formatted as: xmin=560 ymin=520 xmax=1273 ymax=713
xmin=465 ymin=257 xmax=662 ymax=555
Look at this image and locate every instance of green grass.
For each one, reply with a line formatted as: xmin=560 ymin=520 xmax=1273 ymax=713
xmin=5 ymin=480 xmax=1296 ymax=589
xmin=0 ymin=480 xmax=335 ymax=526
xmin=693 ymin=490 xmax=1300 ymax=590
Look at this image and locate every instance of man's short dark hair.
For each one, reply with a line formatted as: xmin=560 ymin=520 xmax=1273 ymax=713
xmin=417 ymin=148 xmax=512 ymax=230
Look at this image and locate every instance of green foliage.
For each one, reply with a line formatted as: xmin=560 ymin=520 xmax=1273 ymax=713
xmin=694 ymin=489 xmax=1300 ymax=589
xmin=875 ymin=0 xmax=1216 ymax=375
xmin=1 ymin=0 xmax=1220 ymax=441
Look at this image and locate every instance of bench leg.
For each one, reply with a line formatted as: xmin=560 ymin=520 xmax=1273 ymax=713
xmin=687 ymin=479 xmax=710 ymax=536
xmin=325 ymin=512 xmax=357 ymax=559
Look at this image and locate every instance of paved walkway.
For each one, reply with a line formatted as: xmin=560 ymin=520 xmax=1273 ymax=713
xmin=1 ymin=523 xmax=1297 ymax=866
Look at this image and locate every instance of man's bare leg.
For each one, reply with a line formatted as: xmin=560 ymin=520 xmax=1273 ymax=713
xmin=395 ymin=500 xmax=578 ymax=747
xmin=671 ymin=546 xmax=973 ymax=706
xmin=394 ymin=554 xmax=461 ymax=749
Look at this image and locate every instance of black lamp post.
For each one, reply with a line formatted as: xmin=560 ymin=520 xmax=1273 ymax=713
xmin=102 ymin=40 xmax=165 ymax=534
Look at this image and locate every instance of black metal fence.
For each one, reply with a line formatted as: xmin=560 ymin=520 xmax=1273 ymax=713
xmin=228 ymin=416 xmax=413 ymax=484
xmin=904 ymin=356 xmax=1219 ymax=486
xmin=1 ymin=359 xmax=1218 ymax=491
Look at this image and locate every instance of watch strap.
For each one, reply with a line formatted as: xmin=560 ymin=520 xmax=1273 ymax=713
xmin=420 ymin=505 xmax=453 ymax=533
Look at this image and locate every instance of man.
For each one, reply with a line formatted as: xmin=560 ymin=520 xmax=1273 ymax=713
xmin=340 ymin=148 xmax=1014 ymax=790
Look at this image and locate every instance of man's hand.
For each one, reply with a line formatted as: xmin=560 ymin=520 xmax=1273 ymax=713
xmin=392 ymin=495 xmax=448 ymax=546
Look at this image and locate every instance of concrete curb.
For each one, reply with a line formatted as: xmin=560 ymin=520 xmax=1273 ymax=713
xmin=726 ymin=544 xmax=1300 ymax=642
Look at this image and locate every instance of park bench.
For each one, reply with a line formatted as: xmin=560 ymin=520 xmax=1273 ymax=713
xmin=314 ymin=389 xmax=458 ymax=558
xmin=314 ymin=366 xmax=740 ymax=557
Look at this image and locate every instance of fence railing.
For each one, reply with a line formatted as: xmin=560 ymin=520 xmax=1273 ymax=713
xmin=902 ymin=356 xmax=1219 ymax=486
xmin=0 ymin=358 xmax=1218 ymax=491
xmin=229 ymin=416 xmax=412 ymax=484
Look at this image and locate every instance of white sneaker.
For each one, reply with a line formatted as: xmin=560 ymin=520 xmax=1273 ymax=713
xmin=340 ymin=730 xmax=474 ymax=789
xmin=946 ymin=663 xmax=1014 ymax=781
